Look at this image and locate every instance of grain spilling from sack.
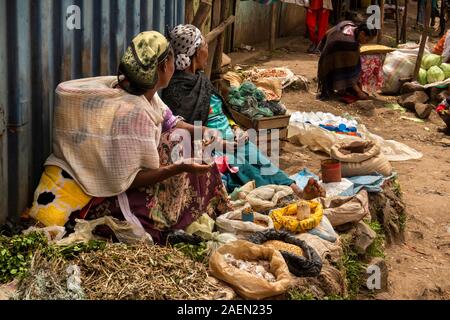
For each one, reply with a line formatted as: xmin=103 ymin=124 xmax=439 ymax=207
xmin=263 ymin=240 xmax=304 ymax=256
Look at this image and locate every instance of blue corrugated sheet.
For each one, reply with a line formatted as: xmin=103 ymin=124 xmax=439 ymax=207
xmin=0 ymin=0 xmax=185 ymax=223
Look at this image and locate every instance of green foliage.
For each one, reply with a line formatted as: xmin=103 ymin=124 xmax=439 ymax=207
xmin=342 ymin=251 xmax=366 ymax=299
xmin=49 ymin=240 xmax=107 ymax=259
xmin=392 ymin=179 xmax=402 ymax=198
xmin=323 ymin=294 xmax=349 ymax=300
xmin=287 ymin=288 xmax=316 ymax=300
xmin=173 ymin=242 xmax=209 ymax=265
xmin=0 ymin=232 xmax=106 ymax=284
xmin=0 ymin=232 xmax=48 ymax=283
xmin=366 ymin=221 xmax=385 ymax=259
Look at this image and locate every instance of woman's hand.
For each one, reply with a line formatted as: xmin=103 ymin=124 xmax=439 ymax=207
xmin=203 ymin=127 xmax=237 ymax=151
xmin=178 ymin=158 xmax=212 ymax=175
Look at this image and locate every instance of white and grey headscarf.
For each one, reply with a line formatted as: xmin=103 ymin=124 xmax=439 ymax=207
xmin=168 ymin=24 xmax=204 ymax=71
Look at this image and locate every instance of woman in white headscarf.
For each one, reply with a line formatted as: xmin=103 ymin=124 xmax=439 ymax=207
xmin=162 ymin=24 xmax=325 ymax=199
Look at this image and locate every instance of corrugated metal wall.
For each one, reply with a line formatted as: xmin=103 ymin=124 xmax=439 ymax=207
xmin=233 ymin=1 xmax=306 ymax=48
xmin=234 ymin=1 xmax=276 ymax=47
xmin=279 ymin=3 xmax=306 ymax=37
xmin=0 ymin=0 xmax=185 ymax=224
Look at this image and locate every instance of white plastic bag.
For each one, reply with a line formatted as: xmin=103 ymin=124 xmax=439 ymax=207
xmin=185 ymin=213 xmax=238 ymax=252
xmin=66 ymin=265 xmax=84 ymax=299
xmin=216 ymin=206 xmax=274 ymax=239
xmin=56 ymin=216 xmax=153 ymax=246
xmin=245 ymin=185 xmax=293 ymax=212
xmin=382 ymin=47 xmax=430 ymax=93
xmin=288 ymin=112 xmax=423 ymax=162
xmin=23 ymin=226 xmax=66 ymax=243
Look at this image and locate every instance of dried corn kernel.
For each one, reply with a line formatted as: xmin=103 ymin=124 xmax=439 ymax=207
xmin=262 ymin=240 xmax=303 ymax=256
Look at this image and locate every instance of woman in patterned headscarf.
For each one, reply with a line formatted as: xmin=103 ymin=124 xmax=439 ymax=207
xmin=162 ymin=25 xmax=325 ymax=199
xmin=29 ymin=31 xmax=231 ymax=244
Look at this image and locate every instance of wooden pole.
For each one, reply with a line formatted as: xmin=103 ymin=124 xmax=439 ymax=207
xmin=401 ymin=0 xmax=408 ymax=43
xmin=205 ymin=15 xmax=235 ymax=43
xmin=192 ymin=0 xmax=213 ymax=29
xmin=377 ymin=0 xmax=385 ymax=44
xmin=206 ymin=0 xmax=221 ymax=78
xmin=185 ymin=0 xmax=194 ymax=24
xmin=212 ymin=0 xmax=230 ymax=74
xmin=439 ymin=0 xmax=447 ymax=36
xmin=413 ymin=0 xmax=432 ymax=81
xmin=269 ymin=3 xmax=277 ymax=51
xmin=395 ymin=0 xmax=400 ymax=44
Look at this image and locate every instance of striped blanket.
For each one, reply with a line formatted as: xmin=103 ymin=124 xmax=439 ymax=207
xmin=317 ymin=21 xmax=361 ymax=98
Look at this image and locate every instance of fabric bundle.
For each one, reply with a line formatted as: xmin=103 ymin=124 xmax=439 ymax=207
xmin=228 ymin=82 xmax=286 ymax=119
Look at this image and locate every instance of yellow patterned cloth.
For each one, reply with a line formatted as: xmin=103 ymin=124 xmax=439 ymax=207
xmin=29 ymin=166 xmax=92 ymax=227
xmin=269 ymin=200 xmax=323 ymax=233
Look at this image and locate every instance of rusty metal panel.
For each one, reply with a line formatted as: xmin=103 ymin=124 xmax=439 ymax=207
xmin=233 ymin=1 xmax=278 ymax=47
xmin=0 ymin=0 xmax=185 ymax=222
xmin=279 ymin=2 xmax=306 ymax=37
xmin=233 ymin=1 xmax=306 ymax=48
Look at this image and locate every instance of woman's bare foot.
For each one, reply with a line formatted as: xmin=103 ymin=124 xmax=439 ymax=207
xmin=356 ymin=92 xmax=371 ymax=100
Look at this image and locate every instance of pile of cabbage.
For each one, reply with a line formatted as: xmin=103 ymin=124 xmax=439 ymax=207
xmin=418 ymin=54 xmax=450 ymax=85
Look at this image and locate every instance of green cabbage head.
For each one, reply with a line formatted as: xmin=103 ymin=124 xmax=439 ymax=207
xmin=418 ymin=68 xmax=428 ymax=85
xmin=421 ymin=54 xmax=442 ymax=70
xmin=440 ymin=63 xmax=450 ymax=78
xmin=427 ymin=65 xmax=445 ymax=83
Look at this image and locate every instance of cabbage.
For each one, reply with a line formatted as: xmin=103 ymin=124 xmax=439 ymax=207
xmin=421 ymin=54 xmax=442 ymax=70
xmin=440 ymin=63 xmax=450 ymax=78
xmin=418 ymin=68 xmax=428 ymax=85
xmin=427 ymin=65 xmax=445 ymax=83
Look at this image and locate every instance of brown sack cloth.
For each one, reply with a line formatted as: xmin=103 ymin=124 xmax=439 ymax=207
xmin=330 ymin=141 xmax=392 ymax=177
xmin=209 ymin=240 xmax=292 ymax=300
xmin=316 ymin=190 xmax=370 ymax=227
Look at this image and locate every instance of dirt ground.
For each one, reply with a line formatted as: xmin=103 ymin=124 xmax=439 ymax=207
xmin=229 ymin=18 xmax=450 ymax=300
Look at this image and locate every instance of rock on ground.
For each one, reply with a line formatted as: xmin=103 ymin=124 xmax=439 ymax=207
xmin=398 ymin=91 xmax=429 ymax=111
xmin=362 ymin=257 xmax=389 ymax=292
xmin=353 ymin=221 xmax=377 ymax=254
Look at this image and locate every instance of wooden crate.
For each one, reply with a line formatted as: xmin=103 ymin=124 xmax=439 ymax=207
xmin=256 ymin=128 xmax=288 ymax=157
xmin=229 ymin=108 xmax=291 ymax=130
xmin=256 ymin=128 xmax=288 ymax=143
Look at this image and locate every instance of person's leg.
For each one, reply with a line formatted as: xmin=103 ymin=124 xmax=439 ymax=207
xmin=352 ymin=83 xmax=370 ymax=100
xmin=317 ymin=9 xmax=330 ymax=45
xmin=306 ymin=8 xmax=319 ymax=52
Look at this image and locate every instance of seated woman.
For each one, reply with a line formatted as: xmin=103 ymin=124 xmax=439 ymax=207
xmin=161 ymin=24 xmax=323 ymax=198
xmin=317 ymin=21 xmax=378 ymax=100
xmin=29 ymin=31 xmax=230 ymax=244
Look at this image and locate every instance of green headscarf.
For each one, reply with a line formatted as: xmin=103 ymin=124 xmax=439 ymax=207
xmin=118 ymin=31 xmax=170 ymax=95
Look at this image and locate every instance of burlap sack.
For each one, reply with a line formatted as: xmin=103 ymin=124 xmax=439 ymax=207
xmin=330 ymin=141 xmax=392 ymax=177
xmin=209 ymin=240 xmax=292 ymax=300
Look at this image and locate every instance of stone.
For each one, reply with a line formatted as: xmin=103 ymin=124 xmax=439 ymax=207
xmin=435 ymin=90 xmax=450 ymax=103
xmin=353 ymin=100 xmax=375 ymax=116
xmin=353 ymin=221 xmax=376 ymax=254
xmin=440 ymin=138 xmax=450 ymax=146
xmin=400 ymin=82 xmax=425 ymax=94
xmin=414 ymin=103 xmax=434 ymax=119
xmin=362 ymin=257 xmax=389 ymax=292
xmin=398 ymin=91 xmax=429 ymax=111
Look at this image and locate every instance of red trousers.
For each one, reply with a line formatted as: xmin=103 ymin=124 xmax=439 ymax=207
xmin=306 ymin=8 xmax=330 ymax=45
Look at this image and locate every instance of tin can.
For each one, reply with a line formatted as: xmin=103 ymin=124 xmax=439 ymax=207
xmin=241 ymin=207 xmax=254 ymax=222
